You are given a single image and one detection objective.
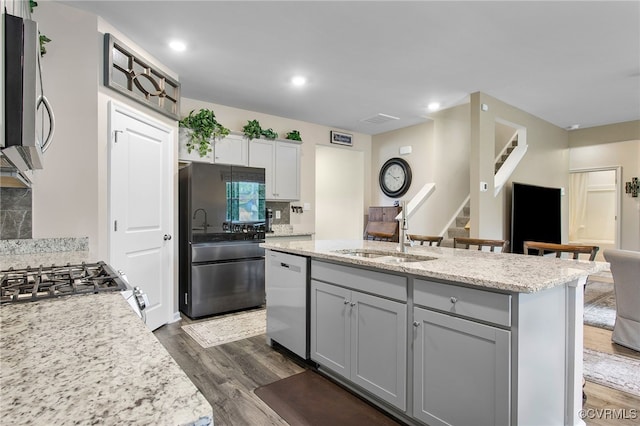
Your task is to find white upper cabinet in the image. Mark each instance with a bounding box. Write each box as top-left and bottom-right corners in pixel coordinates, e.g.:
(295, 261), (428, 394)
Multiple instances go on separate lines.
(249, 139), (300, 201)
(178, 130), (248, 166)
(213, 133), (248, 166)
(178, 128), (214, 163)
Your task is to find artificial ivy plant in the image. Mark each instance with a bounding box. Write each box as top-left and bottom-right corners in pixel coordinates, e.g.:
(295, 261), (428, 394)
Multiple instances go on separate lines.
(179, 109), (230, 157)
(261, 128), (278, 140)
(29, 1), (51, 56)
(285, 130), (302, 141)
(242, 120), (263, 141)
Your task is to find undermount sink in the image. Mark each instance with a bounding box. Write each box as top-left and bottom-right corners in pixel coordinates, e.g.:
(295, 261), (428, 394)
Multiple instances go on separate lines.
(335, 249), (386, 258)
(334, 249), (436, 263)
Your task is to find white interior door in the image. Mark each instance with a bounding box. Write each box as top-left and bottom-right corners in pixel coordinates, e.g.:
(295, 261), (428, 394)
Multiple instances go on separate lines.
(109, 102), (173, 331)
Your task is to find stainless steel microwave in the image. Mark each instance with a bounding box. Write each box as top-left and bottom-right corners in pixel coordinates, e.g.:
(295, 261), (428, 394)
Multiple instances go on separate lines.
(2, 13), (54, 172)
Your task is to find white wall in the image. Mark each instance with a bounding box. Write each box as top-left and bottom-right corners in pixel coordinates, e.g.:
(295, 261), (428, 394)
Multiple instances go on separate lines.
(315, 145), (364, 240)
(180, 97), (373, 235)
(570, 140), (640, 251)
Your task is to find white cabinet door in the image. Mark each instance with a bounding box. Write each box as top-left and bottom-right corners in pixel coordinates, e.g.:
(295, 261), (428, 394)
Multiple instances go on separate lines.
(249, 139), (300, 200)
(274, 141), (300, 200)
(178, 128), (213, 163)
(413, 307), (511, 426)
(249, 139), (276, 199)
(311, 279), (407, 410)
(310, 280), (351, 378)
(214, 133), (248, 165)
(351, 291), (407, 410)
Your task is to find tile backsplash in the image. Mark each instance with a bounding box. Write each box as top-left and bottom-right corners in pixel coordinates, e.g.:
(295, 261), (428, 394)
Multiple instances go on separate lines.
(266, 201), (290, 225)
(0, 188), (32, 239)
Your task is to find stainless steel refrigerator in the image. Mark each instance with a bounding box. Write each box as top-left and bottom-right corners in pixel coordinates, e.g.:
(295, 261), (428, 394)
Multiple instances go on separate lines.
(179, 163), (266, 318)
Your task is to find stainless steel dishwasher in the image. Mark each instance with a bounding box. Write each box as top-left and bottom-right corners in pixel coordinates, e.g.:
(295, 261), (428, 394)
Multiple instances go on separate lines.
(265, 250), (310, 359)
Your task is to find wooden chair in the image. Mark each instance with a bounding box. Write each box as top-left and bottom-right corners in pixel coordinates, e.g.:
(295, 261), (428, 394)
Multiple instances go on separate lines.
(453, 237), (509, 252)
(408, 234), (443, 246)
(365, 231), (395, 242)
(523, 241), (599, 261)
(363, 221), (398, 242)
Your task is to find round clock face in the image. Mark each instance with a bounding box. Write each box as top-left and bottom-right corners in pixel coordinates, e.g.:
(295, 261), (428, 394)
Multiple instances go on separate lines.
(379, 158), (412, 198)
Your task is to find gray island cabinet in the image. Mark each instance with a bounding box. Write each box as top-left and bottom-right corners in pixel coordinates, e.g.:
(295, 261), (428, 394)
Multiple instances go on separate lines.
(262, 240), (608, 426)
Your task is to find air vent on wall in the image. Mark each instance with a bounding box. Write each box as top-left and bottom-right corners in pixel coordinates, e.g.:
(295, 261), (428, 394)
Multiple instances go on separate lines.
(360, 113), (400, 124)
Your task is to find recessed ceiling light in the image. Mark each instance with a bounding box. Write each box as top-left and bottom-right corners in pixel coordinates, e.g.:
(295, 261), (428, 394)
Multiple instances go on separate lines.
(291, 76), (307, 87)
(427, 102), (441, 112)
(169, 40), (186, 52)
(568, 124), (580, 130)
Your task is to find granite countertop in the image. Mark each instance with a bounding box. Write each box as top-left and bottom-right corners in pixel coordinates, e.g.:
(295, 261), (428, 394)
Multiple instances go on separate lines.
(260, 239), (608, 293)
(0, 237), (91, 271)
(0, 292), (212, 425)
(265, 224), (313, 238)
(266, 231), (314, 238)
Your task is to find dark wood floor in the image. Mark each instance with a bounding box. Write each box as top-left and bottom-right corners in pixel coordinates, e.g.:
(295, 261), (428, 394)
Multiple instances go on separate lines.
(154, 315), (640, 426)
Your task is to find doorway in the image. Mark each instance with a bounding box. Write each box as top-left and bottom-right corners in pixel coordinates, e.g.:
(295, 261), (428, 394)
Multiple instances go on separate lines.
(569, 167), (620, 261)
(315, 145), (364, 240)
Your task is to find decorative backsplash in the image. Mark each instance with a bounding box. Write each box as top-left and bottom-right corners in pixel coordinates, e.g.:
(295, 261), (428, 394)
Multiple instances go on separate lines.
(266, 201), (291, 225)
(0, 188), (32, 240)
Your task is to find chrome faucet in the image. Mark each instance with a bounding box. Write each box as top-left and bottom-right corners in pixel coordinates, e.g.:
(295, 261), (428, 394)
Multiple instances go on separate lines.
(397, 201), (413, 253)
(193, 208), (208, 233)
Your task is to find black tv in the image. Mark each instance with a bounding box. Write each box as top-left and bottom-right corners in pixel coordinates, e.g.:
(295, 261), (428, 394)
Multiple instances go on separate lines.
(511, 182), (561, 254)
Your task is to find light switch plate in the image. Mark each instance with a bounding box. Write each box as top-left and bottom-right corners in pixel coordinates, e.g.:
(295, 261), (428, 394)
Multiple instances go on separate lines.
(275, 210), (281, 219)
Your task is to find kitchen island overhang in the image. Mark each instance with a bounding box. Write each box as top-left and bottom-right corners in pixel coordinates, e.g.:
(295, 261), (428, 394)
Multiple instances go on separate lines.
(261, 239), (608, 426)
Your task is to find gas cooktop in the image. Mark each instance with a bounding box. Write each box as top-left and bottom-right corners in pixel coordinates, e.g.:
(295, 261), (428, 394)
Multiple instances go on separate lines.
(0, 261), (127, 304)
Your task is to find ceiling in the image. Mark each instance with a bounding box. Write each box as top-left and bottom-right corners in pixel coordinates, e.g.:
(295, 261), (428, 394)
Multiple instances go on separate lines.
(60, 1), (640, 135)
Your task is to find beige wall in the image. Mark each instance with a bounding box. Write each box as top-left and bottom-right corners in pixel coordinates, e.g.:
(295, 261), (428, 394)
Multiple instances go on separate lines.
(470, 92), (569, 244)
(569, 120), (640, 148)
(570, 138), (640, 251)
(370, 103), (470, 236)
(181, 97), (373, 236)
(31, 3), (101, 254)
(33, 2), (178, 261)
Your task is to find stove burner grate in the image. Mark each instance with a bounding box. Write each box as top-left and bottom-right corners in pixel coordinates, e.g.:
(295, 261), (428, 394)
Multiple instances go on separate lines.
(0, 261), (127, 304)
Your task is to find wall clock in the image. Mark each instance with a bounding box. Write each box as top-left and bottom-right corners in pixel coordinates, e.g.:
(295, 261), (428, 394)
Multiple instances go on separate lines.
(379, 157), (412, 198)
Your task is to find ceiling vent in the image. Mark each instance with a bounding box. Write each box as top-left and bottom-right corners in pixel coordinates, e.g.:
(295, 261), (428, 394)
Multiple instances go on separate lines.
(360, 113), (400, 124)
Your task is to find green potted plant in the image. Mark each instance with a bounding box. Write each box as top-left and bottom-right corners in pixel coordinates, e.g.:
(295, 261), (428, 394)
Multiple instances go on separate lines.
(285, 130), (302, 141)
(242, 119), (263, 141)
(179, 109), (230, 157)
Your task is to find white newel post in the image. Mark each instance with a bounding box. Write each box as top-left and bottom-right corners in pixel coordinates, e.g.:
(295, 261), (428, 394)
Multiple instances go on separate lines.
(566, 276), (587, 426)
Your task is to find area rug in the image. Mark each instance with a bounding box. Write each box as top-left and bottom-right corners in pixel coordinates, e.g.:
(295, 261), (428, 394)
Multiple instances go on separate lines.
(583, 348), (640, 397)
(182, 309), (266, 348)
(583, 275), (616, 330)
(254, 370), (402, 426)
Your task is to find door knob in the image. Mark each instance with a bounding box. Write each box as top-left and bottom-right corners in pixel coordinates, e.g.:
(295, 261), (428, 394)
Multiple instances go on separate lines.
(413, 321), (421, 327)
(163, 234), (172, 241)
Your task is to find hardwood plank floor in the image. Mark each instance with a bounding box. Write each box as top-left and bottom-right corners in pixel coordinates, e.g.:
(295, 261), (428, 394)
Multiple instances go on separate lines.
(582, 325), (640, 426)
(154, 315), (640, 426)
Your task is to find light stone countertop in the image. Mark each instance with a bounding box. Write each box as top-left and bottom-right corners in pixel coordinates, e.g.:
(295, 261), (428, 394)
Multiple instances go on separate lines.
(265, 224), (313, 238)
(0, 293), (212, 425)
(260, 239), (608, 293)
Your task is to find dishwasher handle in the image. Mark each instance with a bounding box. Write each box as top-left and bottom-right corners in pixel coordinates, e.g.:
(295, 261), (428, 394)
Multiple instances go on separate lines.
(276, 261), (301, 273)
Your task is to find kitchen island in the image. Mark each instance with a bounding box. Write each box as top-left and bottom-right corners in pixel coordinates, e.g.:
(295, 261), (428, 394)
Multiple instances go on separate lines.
(261, 239), (607, 426)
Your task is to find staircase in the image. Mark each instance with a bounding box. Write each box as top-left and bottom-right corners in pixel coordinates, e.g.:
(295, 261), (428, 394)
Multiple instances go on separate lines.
(495, 136), (518, 174)
(440, 201), (470, 248)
